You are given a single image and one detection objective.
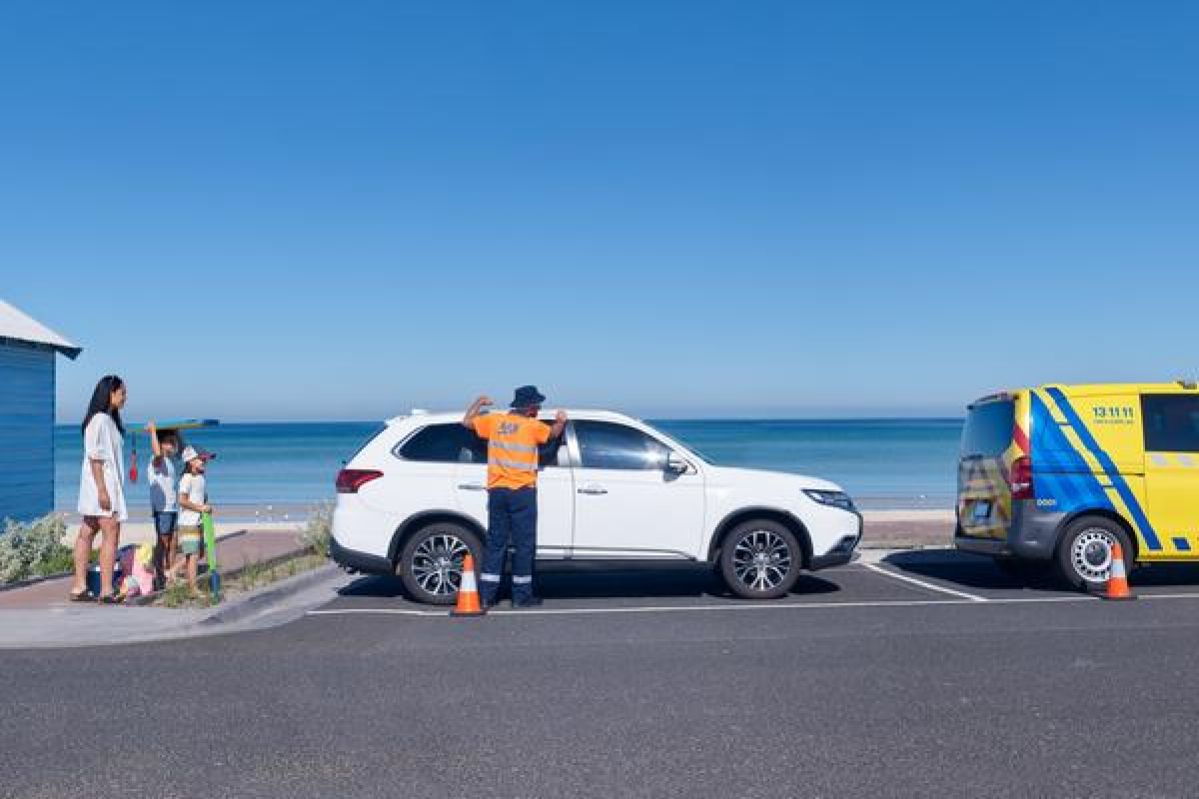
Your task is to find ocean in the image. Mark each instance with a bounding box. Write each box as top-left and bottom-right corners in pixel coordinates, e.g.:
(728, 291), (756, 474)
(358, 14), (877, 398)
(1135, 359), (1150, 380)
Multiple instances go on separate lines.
(54, 419), (964, 517)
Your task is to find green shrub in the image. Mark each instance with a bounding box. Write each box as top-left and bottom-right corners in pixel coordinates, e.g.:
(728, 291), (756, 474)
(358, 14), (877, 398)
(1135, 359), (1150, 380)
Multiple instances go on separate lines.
(301, 501), (334, 557)
(0, 514), (72, 583)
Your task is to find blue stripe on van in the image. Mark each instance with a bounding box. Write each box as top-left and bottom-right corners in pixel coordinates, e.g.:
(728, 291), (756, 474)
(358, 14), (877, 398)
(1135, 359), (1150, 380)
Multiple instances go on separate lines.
(1173, 537), (1191, 552)
(1045, 387), (1162, 551)
(1031, 392), (1111, 513)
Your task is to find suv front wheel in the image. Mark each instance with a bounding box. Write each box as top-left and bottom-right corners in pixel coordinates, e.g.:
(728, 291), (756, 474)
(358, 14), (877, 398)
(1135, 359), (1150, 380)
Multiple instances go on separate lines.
(398, 522), (483, 605)
(719, 520), (803, 599)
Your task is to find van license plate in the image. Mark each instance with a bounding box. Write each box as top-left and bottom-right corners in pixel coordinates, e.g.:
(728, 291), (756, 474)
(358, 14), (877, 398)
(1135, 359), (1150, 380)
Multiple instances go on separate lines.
(972, 502), (992, 522)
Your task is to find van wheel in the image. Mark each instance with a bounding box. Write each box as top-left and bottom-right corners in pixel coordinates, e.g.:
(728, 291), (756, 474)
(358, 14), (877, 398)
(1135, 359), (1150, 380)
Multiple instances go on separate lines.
(397, 523), (483, 605)
(1055, 516), (1134, 590)
(719, 520), (802, 600)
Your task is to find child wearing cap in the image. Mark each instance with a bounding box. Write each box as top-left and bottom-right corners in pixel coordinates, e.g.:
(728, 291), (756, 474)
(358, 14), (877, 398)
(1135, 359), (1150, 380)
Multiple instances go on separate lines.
(174, 446), (213, 593)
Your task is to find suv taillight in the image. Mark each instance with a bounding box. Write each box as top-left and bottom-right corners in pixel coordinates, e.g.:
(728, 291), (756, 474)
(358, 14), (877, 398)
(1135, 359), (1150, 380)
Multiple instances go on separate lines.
(1009, 456), (1034, 500)
(336, 469), (383, 493)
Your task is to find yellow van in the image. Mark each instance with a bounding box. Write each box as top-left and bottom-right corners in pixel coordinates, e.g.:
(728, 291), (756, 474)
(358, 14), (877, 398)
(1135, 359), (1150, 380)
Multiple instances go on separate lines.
(956, 382), (1199, 588)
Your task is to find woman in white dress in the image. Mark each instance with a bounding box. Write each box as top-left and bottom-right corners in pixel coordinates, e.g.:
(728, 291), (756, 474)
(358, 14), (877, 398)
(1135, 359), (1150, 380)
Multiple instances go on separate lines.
(71, 375), (129, 602)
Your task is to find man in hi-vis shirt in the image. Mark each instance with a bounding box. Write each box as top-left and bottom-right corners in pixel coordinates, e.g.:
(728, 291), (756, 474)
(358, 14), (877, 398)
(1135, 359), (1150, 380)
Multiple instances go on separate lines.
(464, 386), (567, 608)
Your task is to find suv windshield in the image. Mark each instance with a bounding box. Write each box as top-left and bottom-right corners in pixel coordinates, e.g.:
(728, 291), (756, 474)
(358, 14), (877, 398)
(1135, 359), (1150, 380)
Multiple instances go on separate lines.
(961, 400), (1014, 458)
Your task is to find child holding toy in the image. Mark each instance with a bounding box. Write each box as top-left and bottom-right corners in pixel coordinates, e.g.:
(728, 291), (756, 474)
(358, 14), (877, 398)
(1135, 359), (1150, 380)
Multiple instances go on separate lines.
(174, 446), (213, 594)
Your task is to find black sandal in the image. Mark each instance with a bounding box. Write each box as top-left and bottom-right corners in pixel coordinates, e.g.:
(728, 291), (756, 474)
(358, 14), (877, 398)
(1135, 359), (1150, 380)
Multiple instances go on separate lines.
(69, 589), (95, 602)
(97, 593), (124, 605)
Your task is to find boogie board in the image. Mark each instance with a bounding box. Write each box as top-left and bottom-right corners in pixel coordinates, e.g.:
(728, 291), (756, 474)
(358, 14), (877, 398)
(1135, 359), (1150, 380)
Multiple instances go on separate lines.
(202, 511), (221, 601)
(126, 419), (220, 433)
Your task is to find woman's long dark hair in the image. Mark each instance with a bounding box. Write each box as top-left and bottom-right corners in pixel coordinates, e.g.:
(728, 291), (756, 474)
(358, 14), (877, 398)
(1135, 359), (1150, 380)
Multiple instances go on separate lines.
(82, 375), (126, 437)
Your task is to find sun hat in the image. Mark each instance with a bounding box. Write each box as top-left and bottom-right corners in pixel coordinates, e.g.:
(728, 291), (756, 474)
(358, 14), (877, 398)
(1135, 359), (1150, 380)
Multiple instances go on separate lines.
(181, 446), (215, 463)
(510, 385), (547, 408)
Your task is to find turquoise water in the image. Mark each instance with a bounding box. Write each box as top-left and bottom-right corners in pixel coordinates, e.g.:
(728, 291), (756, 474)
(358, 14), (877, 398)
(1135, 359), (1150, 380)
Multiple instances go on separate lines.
(55, 419), (963, 513)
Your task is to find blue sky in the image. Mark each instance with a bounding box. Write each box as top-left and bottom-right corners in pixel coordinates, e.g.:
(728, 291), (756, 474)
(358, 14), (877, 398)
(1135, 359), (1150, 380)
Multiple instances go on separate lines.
(3, 1), (1197, 421)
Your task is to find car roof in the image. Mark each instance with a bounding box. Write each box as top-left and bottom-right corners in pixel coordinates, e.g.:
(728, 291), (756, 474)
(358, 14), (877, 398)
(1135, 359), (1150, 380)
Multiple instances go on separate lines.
(385, 408), (644, 427)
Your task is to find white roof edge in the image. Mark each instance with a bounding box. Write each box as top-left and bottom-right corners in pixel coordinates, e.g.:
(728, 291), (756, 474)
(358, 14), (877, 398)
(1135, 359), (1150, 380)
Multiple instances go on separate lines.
(388, 408), (638, 424)
(0, 299), (82, 359)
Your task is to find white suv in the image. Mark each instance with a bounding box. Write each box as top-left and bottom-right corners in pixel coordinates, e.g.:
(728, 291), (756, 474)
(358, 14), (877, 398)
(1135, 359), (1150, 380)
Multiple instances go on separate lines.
(331, 410), (862, 604)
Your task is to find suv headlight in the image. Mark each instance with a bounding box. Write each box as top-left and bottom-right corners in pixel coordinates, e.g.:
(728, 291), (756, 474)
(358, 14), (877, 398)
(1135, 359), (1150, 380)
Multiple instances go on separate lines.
(803, 489), (856, 511)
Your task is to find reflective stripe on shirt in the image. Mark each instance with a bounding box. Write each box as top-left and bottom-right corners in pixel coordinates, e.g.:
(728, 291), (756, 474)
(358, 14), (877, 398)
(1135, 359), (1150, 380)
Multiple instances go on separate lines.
(488, 440), (539, 454)
(488, 456), (538, 472)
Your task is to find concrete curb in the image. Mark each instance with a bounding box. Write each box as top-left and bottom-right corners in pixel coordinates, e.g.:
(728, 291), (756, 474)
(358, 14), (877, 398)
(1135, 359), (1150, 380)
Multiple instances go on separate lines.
(199, 563), (340, 627)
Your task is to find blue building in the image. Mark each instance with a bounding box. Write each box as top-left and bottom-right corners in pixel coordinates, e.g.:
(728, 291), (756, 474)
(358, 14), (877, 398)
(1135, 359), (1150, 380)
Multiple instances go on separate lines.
(0, 300), (81, 523)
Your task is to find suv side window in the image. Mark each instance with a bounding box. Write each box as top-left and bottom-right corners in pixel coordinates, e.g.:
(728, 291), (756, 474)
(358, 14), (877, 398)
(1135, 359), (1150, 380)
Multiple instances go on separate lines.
(1143, 395), (1199, 453)
(397, 424), (488, 463)
(574, 420), (671, 471)
(536, 419), (567, 468)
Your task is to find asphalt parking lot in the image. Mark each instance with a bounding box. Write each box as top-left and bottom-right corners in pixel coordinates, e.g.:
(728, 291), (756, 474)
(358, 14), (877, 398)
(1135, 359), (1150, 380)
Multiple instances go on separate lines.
(9, 550), (1199, 798)
(312, 548), (1199, 618)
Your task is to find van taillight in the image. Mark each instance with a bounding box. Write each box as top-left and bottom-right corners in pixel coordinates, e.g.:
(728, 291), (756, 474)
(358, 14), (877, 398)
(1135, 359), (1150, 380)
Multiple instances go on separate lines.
(1009, 456), (1034, 500)
(336, 469), (383, 493)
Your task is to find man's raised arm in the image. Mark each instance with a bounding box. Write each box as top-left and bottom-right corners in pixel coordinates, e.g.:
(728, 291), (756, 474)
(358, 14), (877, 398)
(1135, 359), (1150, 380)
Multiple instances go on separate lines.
(462, 395), (494, 430)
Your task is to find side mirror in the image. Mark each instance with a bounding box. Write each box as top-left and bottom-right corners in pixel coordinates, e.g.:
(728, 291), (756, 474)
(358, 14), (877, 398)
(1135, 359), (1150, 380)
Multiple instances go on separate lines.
(665, 452), (690, 475)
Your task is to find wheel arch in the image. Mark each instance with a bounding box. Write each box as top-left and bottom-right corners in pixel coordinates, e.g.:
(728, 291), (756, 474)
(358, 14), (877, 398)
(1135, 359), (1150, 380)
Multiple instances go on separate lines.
(388, 510), (487, 565)
(706, 507), (813, 567)
(1055, 508), (1140, 561)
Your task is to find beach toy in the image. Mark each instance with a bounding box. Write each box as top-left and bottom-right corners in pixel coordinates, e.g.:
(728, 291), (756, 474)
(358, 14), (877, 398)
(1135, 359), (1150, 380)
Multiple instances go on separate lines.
(202, 512), (221, 601)
(121, 543), (156, 598)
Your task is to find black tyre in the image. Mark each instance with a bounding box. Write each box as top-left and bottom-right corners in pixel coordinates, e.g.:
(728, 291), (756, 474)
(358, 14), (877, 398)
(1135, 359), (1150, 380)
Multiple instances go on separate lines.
(718, 520), (803, 600)
(397, 522), (483, 605)
(1054, 515), (1134, 590)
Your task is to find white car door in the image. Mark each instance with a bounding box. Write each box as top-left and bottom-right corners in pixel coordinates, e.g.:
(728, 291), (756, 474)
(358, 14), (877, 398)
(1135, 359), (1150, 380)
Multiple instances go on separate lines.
(454, 421), (574, 558)
(569, 420), (705, 559)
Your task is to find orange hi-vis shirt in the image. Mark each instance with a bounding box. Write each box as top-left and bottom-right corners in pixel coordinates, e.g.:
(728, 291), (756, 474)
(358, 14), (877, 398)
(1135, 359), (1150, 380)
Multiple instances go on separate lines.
(471, 413), (552, 490)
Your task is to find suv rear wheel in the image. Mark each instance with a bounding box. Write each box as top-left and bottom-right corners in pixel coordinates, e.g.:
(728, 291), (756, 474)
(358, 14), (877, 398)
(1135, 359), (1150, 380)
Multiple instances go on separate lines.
(398, 522), (483, 605)
(719, 520), (803, 600)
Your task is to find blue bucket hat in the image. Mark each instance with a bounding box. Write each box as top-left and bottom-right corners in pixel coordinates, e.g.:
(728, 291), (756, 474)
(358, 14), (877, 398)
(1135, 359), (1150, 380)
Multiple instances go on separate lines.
(510, 385), (547, 409)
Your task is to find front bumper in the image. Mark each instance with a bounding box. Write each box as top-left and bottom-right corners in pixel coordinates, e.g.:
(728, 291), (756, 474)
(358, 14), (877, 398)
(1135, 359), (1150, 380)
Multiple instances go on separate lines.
(954, 502), (1066, 561)
(809, 510), (863, 571)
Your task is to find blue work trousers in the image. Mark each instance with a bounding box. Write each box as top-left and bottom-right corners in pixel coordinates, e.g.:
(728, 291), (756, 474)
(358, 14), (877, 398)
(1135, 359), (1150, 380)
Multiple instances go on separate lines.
(480, 487), (537, 603)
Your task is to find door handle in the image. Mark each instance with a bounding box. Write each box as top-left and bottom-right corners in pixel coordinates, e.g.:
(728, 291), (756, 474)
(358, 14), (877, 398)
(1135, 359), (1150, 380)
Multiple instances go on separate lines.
(457, 483), (486, 491)
(577, 486), (608, 495)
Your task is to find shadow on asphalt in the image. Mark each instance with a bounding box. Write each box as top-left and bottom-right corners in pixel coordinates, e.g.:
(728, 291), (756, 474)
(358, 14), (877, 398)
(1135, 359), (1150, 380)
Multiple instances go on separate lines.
(881, 550), (1063, 592)
(338, 562), (842, 603)
(882, 549), (1199, 593)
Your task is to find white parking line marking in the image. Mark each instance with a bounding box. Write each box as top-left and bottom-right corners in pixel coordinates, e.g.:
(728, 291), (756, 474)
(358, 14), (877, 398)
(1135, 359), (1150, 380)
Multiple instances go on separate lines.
(860, 563), (990, 602)
(305, 595), (1095, 619)
(304, 589), (1199, 620)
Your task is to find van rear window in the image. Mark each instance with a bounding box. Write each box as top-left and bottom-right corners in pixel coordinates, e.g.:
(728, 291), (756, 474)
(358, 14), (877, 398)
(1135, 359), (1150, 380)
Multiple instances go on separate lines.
(961, 401), (1014, 457)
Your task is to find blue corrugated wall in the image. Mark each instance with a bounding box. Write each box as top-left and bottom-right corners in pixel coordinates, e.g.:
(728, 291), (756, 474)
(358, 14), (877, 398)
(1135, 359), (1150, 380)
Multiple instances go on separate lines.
(0, 342), (55, 523)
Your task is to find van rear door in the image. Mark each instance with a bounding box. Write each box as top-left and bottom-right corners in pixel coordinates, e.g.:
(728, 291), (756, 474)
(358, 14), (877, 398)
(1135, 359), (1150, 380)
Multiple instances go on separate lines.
(958, 397), (1018, 540)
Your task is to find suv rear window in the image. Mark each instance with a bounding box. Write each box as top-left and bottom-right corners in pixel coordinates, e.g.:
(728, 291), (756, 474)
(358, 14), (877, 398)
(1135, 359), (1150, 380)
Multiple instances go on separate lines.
(961, 400), (1014, 457)
(1143, 395), (1199, 452)
(397, 424), (487, 463)
(396, 421), (567, 467)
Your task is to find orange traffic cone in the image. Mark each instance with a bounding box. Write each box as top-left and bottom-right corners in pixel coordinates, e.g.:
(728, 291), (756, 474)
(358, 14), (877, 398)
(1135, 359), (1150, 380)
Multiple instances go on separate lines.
(450, 553), (486, 617)
(1100, 542), (1135, 601)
